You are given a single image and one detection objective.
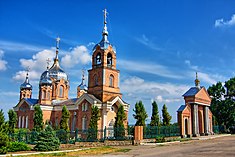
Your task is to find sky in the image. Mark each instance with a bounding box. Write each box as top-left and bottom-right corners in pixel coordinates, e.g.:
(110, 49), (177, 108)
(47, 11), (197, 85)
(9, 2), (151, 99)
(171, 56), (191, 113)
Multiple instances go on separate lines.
(1, 0), (235, 124)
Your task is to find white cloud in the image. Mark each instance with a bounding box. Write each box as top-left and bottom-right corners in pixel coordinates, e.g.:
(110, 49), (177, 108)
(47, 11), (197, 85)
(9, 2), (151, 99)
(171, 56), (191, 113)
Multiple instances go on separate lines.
(0, 40), (44, 52)
(184, 60), (198, 71)
(13, 49), (55, 82)
(197, 72), (217, 85)
(119, 59), (183, 79)
(135, 34), (162, 51)
(120, 76), (189, 103)
(61, 45), (91, 68)
(12, 45), (91, 82)
(0, 49), (7, 71)
(215, 14), (235, 27)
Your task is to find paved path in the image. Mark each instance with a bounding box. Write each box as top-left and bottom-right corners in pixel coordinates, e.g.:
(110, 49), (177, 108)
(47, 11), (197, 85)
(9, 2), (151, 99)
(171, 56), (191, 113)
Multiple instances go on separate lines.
(108, 135), (235, 157)
(2, 134), (234, 157)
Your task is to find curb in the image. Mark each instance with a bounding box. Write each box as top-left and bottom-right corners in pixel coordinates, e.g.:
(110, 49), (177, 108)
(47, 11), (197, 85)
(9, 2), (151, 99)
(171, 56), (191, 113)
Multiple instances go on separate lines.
(1, 148), (90, 157)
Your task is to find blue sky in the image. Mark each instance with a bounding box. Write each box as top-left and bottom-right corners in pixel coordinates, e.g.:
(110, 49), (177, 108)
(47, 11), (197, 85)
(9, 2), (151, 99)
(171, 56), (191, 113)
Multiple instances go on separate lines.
(1, 0), (235, 124)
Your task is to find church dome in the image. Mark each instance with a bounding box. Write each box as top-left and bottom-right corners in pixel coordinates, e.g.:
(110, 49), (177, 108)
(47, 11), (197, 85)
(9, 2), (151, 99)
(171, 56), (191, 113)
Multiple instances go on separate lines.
(48, 63), (68, 82)
(39, 69), (52, 85)
(20, 72), (32, 90)
(78, 70), (87, 91)
(40, 37), (69, 84)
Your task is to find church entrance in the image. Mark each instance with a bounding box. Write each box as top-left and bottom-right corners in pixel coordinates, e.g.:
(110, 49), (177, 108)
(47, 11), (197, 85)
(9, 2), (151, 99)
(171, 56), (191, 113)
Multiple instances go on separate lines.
(184, 118), (188, 136)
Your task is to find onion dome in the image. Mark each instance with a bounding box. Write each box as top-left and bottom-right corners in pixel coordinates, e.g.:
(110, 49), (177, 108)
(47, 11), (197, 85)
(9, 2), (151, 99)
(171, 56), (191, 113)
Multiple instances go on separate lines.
(78, 70), (88, 91)
(20, 71), (32, 90)
(48, 37), (68, 83)
(93, 9), (112, 51)
(40, 68), (52, 85)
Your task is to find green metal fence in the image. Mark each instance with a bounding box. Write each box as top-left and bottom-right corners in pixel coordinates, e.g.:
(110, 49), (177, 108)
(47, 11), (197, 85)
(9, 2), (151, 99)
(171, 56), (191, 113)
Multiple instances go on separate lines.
(213, 125), (225, 133)
(144, 125), (180, 139)
(8, 126), (134, 144)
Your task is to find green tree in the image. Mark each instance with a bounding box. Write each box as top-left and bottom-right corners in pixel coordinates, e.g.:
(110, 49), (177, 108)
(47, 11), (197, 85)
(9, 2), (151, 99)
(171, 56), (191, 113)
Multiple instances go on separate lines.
(87, 106), (100, 140)
(33, 105), (43, 132)
(60, 105), (70, 131)
(162, 104), (172, 126)
(34, 125), (60, 151)
(114, 105), (127, 138)
(225, 77), (235, 99)
(8, 109), (17, 134)
(0, 110), (9, 154)
(133, 101), (148, 126)
(208, 81), (235, 127)
(150, 101), (160, 126)
(0, 110), (5, 132)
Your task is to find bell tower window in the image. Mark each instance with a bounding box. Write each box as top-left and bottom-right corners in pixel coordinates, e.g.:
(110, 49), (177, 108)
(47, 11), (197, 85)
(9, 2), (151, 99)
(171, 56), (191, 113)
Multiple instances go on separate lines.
(109, 75), (114, 87)
(95, 53), (101, 65)
(107, 53), (112, 67)
(42, 91), (46, 99)
(59, 86), (64, 97)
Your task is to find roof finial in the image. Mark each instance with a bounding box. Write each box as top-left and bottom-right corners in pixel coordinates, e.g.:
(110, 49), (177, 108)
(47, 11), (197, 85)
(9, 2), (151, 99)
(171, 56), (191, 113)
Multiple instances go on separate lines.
(104, 8), (107, 24)
(102, 9), (109, 40)
(195, 72), (200, 88)
(46, 58), (51, 70)
(25, 67), (30, 83)
(56, 37), (60, 50)
(81, 69), (85, 85)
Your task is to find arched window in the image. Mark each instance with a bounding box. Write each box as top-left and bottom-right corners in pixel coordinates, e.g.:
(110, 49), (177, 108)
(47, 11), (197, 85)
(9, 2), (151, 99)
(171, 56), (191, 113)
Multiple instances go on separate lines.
(82, 103), (88, 111)
(82, 116), (87, 131)
(47, 92), (50, 99)
(109, 75), (114, 87)
(95, 53), (101, 65)
(94, 75), (98, 86)
(26, 116), (28, 128)
(22, 116), (25, 128)
(107, 53), (112, 66)
(18, 116), (21, 128)
(59, 86), (64, 97)
(42, 91), (46, 99)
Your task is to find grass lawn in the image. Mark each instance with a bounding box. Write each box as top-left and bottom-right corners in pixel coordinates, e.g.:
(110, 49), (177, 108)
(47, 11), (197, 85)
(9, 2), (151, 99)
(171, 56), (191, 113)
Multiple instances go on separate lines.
(16, 146), (131, 157)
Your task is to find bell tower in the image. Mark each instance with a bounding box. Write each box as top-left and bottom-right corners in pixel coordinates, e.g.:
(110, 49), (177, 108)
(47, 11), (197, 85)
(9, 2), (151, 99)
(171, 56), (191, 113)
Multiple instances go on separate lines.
(20, 68), (32, 100)
(88, 9), (122, 102)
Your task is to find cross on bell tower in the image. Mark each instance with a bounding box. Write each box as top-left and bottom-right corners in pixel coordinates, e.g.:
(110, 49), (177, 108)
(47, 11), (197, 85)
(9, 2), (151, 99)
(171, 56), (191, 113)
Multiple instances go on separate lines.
(88, 9), (122, 102)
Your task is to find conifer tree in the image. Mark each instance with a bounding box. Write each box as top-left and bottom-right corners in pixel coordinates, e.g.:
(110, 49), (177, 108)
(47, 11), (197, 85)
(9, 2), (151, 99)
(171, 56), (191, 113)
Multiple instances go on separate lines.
(150, 101), (160, 126)
(33, 105), (43, 132)
(60, 105), (70, 131)
(162, 104), (172, 126)
(8, 109), (17, 134)
(0, 110), (5, 132)
(0, 110), (9, 154)
(34, 125), (60, 151)
(133, 101), (148, 126)
(114, 105), (126, 138)
(88, 106), (100, 140)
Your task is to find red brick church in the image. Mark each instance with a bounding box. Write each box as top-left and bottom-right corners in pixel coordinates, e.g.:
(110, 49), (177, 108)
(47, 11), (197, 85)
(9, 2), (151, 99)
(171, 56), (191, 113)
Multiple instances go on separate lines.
(14, 9), (129, 134)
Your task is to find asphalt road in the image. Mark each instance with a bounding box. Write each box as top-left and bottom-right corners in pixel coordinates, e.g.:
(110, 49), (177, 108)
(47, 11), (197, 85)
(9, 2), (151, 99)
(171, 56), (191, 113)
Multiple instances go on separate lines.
(107, 135), (235, 157)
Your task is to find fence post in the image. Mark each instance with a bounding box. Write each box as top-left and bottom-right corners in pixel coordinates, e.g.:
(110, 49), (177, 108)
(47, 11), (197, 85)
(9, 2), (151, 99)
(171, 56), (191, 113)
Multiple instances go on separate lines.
(75, 128), (78, 142)
(104, 126), (106, 141)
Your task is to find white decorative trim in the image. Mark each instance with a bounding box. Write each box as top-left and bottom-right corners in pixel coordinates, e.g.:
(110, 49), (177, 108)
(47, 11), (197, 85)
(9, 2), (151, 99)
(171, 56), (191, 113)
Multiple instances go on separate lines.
(103, 69), (106, 84)
(107, 96), (129, 111)
(188, 101), (210, 106)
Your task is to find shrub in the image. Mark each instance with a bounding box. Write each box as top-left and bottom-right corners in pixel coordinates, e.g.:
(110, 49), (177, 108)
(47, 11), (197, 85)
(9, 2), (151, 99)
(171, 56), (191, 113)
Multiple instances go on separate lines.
(155, 136), (165, 143)
(8, 142), (31, 152)
(56, 129), (69, 144)
(34, 126), (60, 151)
(0, 133), (9, 154)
